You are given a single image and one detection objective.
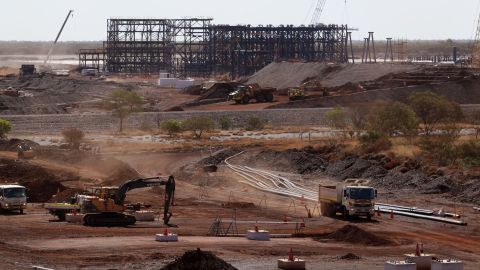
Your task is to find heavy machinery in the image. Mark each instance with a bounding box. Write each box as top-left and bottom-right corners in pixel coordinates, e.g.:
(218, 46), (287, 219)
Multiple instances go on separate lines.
(229, 84), (275, 104)
(0, 184), (27, 214)
(45, 176), (175, 226)
(41, 10), (74, 72)
(17, 143), (35, 159)
(288, 87), (307, 101)
(319, 179), (377, 220)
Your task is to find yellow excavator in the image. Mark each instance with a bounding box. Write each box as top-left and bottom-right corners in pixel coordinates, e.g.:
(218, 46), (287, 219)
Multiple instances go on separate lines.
(81, 176), (176, 226)
(46, 176), (176, 227)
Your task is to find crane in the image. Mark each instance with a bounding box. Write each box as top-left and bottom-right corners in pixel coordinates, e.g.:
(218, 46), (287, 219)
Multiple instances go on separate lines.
(473, 5), (480, 67)
(43, 10), (74, 67)
(310, 0), (327, 25)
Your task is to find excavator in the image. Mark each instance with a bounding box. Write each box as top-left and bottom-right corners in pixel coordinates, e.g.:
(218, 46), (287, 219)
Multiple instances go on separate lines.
(75, 176), (175, 227)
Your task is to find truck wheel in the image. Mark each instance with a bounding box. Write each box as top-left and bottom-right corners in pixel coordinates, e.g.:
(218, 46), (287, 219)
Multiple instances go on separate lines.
(265, 93), (274, 102)
(242, 96), (250, 104)
(342, 207), (350, 220)
(256, 94), (265, 103)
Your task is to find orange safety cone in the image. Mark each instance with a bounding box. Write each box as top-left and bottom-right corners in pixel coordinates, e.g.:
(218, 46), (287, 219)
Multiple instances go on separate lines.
(288, 248), (294, 261)
(415, 243), (420, 256)
(163, 228), (169, 236)
(390, 210), (394, 219)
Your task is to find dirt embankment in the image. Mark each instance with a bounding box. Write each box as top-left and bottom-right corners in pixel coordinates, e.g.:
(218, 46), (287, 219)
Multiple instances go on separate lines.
(247, 62), (419, 89)
(249, 146), (480, 204)
(268, 76), (480, 109)
(161, 249), (238, 270)
(0, 74), (133, 114)
(0, 158), (76, 202)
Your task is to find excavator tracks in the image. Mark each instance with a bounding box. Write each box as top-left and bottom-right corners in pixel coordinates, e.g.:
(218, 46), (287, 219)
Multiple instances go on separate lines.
(83, 212), (136, 227)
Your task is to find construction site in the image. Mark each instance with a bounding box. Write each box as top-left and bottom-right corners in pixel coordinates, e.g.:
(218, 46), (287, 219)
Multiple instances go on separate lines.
(1, 1), (480, 270)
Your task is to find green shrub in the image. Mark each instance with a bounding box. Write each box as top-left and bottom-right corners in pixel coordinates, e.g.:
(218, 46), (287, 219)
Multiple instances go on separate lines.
(0, 119), (12, 139)
(457, 141), (480, 168)
(218, 116), (233, 130)
(181, 116), (215, 139)
(245, 117), (265, 131)
(358, 131), (392, 153)
(325, 106), (347, 129)
(160, 119), (182, 137)
(62, 128), (85, 150)
(418, 135), (457, 166)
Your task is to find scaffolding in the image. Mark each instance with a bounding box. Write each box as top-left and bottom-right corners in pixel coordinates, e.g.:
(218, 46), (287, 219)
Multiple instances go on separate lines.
(79, 18), (349, 77)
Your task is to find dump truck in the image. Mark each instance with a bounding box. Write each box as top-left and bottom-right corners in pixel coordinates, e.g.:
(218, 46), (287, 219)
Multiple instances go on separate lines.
(229, 84), (275, 104)
(319, 179), (376, 220)
(17, 143), (35, 159)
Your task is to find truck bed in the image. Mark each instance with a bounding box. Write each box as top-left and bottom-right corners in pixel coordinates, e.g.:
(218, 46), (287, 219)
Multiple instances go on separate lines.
(318, 185), (338, 203)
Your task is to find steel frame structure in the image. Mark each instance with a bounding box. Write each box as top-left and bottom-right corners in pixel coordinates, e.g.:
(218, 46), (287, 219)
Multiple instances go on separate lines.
(78, 49), (105, 70)
(80, 18), (348, 77)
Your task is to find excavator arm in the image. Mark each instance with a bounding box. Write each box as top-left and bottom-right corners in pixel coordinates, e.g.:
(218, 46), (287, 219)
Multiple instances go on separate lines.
(114, 176), (176, 225)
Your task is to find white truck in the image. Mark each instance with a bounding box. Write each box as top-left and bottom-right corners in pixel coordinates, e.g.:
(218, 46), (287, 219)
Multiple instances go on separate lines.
(319, 179), (376, 220)
(0, 184), (27, 214)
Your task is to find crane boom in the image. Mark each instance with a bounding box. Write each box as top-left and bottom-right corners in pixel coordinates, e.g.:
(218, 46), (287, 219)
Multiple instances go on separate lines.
(44, 10), (74, 66)
(310, 0), (327, 25)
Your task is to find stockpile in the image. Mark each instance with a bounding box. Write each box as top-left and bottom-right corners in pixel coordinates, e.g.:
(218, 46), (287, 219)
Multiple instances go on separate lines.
(0, 158), (76, 202)
(325, 225), (394, 246)
(161, 249), (238, 270)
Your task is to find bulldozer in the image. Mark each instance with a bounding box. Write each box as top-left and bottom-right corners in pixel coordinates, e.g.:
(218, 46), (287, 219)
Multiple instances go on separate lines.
(17, 143), (35, 159)
(288, 87), (307, 101)
(46, 176), (176, 227)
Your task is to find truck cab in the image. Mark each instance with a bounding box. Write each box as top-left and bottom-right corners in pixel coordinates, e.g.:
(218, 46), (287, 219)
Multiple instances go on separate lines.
(342, 186), (377, 219)
(0, 185), (27, 214)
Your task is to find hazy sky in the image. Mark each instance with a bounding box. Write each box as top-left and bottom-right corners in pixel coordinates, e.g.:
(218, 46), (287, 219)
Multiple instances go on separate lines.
(2, 0), (480, 41)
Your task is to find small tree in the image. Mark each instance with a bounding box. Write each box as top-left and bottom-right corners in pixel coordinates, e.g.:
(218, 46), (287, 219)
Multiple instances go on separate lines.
(409, 91), (463, 135)
(62, 128), (85, 150)
(104, 89), (143, 132)
(161, 119), (182, 137)
(468, 110), (480, 140)
(181, 116), (215, 139)
(367, 102), (419, 136)
(325, 106), (347, 129)
(218, 116), (233, 130)
(0, 119), (12, 139)
(245, 117), (265, 131)
(348, 103), (371, 131)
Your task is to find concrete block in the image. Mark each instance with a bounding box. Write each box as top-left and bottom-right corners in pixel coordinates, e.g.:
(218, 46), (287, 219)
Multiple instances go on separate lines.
(246, 230), (270, 241)
(277, 259), (306, 270)
(65, 213), (84, 223)
(134, 211), (155, 222)
(155, 233), (178, 242)
(405, 254), (433, 270)
(432, 260), (464, 270)
(385, 261), (417, 270)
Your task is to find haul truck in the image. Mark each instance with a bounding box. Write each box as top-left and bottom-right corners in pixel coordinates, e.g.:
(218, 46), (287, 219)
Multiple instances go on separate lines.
(319, 179), (376, 220)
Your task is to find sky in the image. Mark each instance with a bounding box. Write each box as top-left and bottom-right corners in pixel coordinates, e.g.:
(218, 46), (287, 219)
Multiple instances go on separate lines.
(1, 0), (480, 41)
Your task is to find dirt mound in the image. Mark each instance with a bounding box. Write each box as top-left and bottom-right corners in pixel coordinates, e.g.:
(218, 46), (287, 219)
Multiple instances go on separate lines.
(97, 158), (140, 185)
(161, 248), (238, 270)
(247, 62), (418, 89)
(48, 188), (83, 203)
(326, 225), (394, 246)
(0, 74), (132, 114)
(201, 148), (243, 167)
(339, 253), (361, 260)
(0, 158), (78, 202)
